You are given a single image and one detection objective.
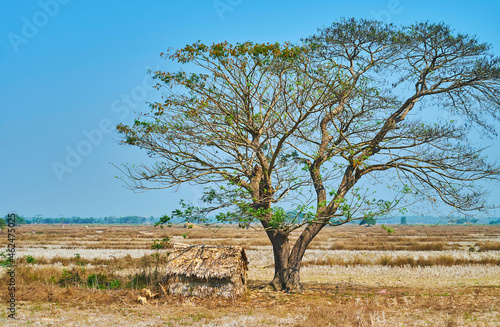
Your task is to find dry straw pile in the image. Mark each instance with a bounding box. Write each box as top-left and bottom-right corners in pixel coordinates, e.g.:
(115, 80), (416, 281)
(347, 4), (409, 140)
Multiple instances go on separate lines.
(165, 243), (248, 298)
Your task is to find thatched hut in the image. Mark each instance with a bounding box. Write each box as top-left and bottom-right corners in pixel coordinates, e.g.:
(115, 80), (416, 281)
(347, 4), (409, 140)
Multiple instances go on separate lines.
(164, 243), (248, 298)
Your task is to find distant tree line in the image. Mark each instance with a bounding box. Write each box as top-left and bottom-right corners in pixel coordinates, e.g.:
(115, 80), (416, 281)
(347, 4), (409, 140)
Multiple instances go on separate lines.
(1, 215), (28, 227)
(2, 215), (158, 225)
(2, 213), (497, 226)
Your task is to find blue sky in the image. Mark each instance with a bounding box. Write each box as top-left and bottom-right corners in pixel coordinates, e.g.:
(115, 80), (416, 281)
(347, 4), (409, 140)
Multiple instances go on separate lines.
(1, 0), (500, 218)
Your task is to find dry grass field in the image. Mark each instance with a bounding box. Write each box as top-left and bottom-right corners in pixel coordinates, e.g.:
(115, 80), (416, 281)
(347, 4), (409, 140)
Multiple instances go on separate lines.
(1, 224), (499, 326)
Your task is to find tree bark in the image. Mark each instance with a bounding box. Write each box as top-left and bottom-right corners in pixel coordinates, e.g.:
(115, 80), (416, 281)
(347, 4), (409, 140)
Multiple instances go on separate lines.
(266, 230), (291, 291)
(265, 222), (327, 292)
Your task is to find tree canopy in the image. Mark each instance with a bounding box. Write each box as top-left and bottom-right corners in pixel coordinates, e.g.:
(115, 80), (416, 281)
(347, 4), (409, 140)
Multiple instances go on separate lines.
(117, 19), (500, 291)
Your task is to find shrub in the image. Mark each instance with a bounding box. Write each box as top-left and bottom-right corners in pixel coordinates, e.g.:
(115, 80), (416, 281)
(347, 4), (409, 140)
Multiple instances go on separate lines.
(151, 237), (171, 249)
(58, 268), (82, 286)
(381, 224), (395, 235)
(25, 255), (36, 264)
(87, 273), (109, 289)
(0, 250), (14, 267)
(109, 279), (121, 289)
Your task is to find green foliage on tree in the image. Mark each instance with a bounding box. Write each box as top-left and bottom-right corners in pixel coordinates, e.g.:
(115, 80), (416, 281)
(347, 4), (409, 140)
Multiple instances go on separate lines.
(1, 214), (28, 227)
(23, 215), (152, 225)
(456, 217), (479, 224)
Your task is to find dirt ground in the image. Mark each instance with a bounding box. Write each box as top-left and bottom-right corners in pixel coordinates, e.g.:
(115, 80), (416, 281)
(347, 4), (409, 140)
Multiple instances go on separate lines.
(0, 224), (499, 326)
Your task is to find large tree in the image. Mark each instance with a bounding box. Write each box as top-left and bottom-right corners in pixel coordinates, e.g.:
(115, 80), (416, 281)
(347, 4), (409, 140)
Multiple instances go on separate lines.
(116, 19), (500, 291)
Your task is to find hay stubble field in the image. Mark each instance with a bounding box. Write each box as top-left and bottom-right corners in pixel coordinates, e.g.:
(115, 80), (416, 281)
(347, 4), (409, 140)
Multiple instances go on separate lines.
(1, 224), (499, 326)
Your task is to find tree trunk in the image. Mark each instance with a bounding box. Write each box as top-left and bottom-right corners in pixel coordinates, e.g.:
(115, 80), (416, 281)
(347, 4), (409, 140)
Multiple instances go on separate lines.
(266, 231), (292, 291)
(266, 222), (327, 292)
(267, 241), (305, 292)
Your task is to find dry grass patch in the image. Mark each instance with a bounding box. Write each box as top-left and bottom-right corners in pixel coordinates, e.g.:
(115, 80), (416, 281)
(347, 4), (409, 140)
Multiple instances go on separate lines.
(476, 241), (500, 251)
(302, 253), (500, 267)
(1, 225), (500, 326)
(2, 283), (498, 326)
(5, 224), (500, 252)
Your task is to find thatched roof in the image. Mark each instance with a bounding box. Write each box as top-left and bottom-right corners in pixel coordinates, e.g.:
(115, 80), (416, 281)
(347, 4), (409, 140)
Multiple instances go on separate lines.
(165, 243), (248, 279)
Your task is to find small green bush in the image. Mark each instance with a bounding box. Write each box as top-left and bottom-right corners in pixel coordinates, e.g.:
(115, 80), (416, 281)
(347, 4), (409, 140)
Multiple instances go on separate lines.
(381, 224), (395, 235)
(151, 237), (171, 249)
(25, 255), (36, 264)
(58, 268), (82, 286)
(0, 250), (14, 267)
(109, 279), (121, 289)
(87, 273), (108, 289)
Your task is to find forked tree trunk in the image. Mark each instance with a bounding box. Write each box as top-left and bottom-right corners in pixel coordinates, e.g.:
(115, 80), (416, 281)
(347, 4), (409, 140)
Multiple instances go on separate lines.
(266, 231), (297, 292)
(266, 223), (326, 292)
